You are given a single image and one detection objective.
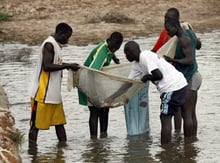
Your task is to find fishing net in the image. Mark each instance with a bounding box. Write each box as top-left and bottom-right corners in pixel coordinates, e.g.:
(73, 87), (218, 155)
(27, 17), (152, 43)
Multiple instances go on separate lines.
(67, 34), (179, 108)
(67, 63), (145, 108)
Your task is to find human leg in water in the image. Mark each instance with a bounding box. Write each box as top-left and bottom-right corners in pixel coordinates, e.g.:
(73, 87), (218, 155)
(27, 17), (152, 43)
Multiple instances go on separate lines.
(28, 109), (39, 145)
(55, 124), (67, 142)
(182, 88), (194, 138)
(89, 106), (101, 139)
(174, 109), (182, 132)
(189, 90), (198, 136)
(100, 107), (109, 138)
(160, 114), (172, 145)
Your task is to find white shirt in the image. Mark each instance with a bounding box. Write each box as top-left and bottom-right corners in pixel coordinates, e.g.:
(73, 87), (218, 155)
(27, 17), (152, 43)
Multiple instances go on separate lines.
(128, 50), (187, 94)
(31, 36), (63, 104)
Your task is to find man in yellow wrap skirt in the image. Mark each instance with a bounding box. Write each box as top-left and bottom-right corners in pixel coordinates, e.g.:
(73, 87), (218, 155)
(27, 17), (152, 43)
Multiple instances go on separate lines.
(29, 23), (80, 145)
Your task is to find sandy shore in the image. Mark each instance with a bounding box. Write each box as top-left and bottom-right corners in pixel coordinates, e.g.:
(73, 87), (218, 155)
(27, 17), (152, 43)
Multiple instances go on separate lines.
(0, 0), (219, 46)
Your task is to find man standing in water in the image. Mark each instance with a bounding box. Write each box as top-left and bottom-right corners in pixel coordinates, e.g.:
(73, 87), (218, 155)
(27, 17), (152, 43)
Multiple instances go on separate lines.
(164, 18), (202, 137)
(78, 32), (123, 139)
(29, 23), (80, 145)
(152, 7), (201, 132)
(105, 41), (188, 144)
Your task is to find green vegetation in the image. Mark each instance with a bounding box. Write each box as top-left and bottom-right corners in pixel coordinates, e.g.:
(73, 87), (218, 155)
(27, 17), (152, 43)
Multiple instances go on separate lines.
(0, 12), (10, 21)
(8, 129), (24, 146)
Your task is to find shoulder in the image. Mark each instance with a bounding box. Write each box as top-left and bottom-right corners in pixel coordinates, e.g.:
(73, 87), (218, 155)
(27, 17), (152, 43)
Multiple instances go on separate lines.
(96, 40), (108, 50)
(139, 51), (154, 64)
(97, 39), (107, 46)
(141, 50), (156, 57)
(43, 42), (54, 51)
(91, 40), (106, 52)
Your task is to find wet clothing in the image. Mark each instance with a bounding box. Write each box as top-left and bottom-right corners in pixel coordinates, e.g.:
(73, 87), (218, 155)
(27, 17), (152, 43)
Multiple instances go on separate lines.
(124, 83), (150, 135)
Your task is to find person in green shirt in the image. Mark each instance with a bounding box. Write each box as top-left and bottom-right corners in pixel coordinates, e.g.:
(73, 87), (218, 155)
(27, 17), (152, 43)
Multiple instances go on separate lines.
(78, 32), (123, 138)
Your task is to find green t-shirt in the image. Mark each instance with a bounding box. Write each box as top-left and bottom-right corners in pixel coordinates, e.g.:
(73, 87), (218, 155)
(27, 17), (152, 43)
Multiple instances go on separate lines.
(78, 39), (114, 105)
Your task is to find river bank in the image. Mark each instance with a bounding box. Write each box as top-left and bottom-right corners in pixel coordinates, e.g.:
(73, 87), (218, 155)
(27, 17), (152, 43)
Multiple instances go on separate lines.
(0, 86), (21, 162)
(0, 0), (220, 46)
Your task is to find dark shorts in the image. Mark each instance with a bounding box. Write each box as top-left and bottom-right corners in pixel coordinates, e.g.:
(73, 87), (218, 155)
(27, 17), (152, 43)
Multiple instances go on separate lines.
(160, 86), (187, 115)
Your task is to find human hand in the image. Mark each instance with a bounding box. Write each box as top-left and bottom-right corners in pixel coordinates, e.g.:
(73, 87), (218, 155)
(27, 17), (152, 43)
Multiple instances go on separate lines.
(69, 63), (80, 71)
(141, 74), (150, 83)
(113, 57), (120, 64)
(163, 55), (173, 63)
(196, 38), (202, 50)
(112, 55), (120, 64)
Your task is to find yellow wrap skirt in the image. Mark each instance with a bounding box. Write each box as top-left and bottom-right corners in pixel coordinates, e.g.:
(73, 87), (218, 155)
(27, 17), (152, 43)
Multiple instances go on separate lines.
(30, 98), (66, 129)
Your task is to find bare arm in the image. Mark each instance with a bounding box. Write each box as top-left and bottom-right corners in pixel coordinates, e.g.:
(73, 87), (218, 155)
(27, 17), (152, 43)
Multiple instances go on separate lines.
(42, 43), (80, 72)
(141, 69), (163, 82)
(164, 36), (194, 65)
(112, 54), (120, 64)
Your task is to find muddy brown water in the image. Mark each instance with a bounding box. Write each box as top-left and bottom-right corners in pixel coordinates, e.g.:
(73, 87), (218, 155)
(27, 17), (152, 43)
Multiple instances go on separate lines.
(0, 31), (219, 163)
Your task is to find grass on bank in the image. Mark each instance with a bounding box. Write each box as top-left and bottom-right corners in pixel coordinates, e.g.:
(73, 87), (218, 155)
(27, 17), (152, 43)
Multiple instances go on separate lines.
(0, 12), (10, 21)
(8, 128), (24, 146)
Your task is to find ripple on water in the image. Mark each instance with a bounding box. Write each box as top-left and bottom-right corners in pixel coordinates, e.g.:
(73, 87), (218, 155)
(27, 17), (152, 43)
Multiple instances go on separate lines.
(0, 31), (220, 163)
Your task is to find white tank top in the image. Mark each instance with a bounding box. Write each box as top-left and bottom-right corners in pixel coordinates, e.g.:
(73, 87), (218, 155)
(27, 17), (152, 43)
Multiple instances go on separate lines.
(31, 36), (63, 104)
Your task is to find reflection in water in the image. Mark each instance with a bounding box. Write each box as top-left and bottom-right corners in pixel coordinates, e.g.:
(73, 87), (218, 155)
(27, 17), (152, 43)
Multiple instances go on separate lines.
(0, 31), (220, 162)
(183, 138), (200, 163)
(156, 138), (199, 163)
(28, 142), (66, 163)
(124, 133), (155, 163)
(81, 139), (111, 162)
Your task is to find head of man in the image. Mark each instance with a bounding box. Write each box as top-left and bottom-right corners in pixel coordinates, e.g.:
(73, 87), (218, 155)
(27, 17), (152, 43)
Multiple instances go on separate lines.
(54, 22), (73, 45)
(164, 7), (180, 23)
(165, 18), (182, 37)
(107, 32), (123, 53)
(124, 41), (141, 62)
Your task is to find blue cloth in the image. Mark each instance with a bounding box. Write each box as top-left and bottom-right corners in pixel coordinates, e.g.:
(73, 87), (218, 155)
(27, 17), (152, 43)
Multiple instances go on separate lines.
(124, 82), (150, 135)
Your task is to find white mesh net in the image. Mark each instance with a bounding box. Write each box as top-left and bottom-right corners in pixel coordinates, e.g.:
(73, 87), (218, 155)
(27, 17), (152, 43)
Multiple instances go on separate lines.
(67, 63), (145, 108)
(67, 37), (178, 108)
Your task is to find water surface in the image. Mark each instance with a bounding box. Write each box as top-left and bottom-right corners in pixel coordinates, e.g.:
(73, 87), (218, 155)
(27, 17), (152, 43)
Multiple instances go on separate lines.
(0, 32), (220, 163)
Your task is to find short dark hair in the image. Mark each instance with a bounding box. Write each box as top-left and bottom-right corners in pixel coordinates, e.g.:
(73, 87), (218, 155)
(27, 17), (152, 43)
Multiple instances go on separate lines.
(109, 32), (123, 45)
(124, 41), (139, 53)
(55, 22), (73, 34)
(167, 8), (180, 20)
